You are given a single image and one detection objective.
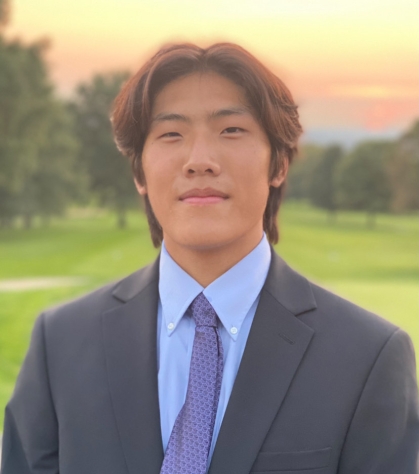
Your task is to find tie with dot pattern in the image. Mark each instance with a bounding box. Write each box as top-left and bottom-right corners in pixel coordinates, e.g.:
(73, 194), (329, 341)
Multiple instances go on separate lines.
(160, 292), (224, 474)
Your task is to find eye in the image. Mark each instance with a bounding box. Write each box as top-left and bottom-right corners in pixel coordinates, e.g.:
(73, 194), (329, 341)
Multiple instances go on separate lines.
(161, 132), (181, 138)
(222, 127), (244, 134)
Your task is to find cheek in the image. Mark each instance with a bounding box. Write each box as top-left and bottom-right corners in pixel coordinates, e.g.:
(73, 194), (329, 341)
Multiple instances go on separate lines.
(240, 139), (271, 170)
(141, 154), (180, 222)
(235, 147), (271, 190)
(234, 166), (271, 216)
(142, 149), (171, 189)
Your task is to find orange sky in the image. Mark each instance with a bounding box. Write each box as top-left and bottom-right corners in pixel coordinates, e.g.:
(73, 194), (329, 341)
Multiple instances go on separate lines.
(5, 0), (419, 133)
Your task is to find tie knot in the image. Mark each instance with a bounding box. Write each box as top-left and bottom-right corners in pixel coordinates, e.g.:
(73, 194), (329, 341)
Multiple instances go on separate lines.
(189, 293), (218, 327)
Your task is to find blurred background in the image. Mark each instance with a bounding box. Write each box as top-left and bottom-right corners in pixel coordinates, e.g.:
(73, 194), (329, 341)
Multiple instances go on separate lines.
(0, 0), (418, 432)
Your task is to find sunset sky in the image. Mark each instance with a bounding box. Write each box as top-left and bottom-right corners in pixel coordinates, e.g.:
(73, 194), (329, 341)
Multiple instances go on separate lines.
(5, 0), (418, 139)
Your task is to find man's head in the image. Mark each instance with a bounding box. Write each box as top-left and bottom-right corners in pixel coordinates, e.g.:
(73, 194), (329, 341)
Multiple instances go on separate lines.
(112, 43), (302, 249)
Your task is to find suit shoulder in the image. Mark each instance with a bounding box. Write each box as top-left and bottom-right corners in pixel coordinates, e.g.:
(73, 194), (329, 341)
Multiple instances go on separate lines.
(266, 251), (399, 343)
(42, 259), (158, 326)
(307, 280), (400, 345)
(310, 281), (397, 329)
(294, 280), (417, 387)
(43, 279), (120, 320)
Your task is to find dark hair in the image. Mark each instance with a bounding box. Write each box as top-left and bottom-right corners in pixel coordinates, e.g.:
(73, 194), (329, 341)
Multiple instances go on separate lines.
(112, 42), (302, 247)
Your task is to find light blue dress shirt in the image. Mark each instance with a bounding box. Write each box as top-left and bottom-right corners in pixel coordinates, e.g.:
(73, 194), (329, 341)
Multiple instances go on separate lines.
(157, 234), (271, 462)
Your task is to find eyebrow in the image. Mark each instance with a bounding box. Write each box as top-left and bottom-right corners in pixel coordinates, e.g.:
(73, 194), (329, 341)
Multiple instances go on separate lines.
(209, 105), (252, 120)
(151, 106), (253, 125)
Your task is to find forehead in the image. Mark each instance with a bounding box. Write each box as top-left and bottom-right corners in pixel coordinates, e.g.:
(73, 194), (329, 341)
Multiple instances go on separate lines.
(151, 72), (251, 117)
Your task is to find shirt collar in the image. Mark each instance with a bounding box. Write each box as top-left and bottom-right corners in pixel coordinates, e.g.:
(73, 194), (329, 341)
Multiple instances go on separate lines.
(158, 234), (271, 340)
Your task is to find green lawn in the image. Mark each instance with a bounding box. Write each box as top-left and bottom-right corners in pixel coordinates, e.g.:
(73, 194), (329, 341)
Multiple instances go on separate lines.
(0, 202), (417, 429)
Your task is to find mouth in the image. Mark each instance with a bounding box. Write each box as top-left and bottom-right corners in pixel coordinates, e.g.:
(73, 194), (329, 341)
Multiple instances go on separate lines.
(179, 188), (229, 205)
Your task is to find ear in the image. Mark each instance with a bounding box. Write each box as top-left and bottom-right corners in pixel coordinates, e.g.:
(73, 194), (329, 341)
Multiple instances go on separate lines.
(134, 178), (147, 196)
(270, 160), (289, 188)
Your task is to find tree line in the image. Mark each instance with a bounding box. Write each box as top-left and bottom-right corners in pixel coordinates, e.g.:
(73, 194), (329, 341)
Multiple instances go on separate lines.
(286, 122), (419, 226)
(0, 4), (418, 230)
(0, 29), (138, 229)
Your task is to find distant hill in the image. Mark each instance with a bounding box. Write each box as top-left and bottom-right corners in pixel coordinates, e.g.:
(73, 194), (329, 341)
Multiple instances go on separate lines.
(302, 128), (402, 149)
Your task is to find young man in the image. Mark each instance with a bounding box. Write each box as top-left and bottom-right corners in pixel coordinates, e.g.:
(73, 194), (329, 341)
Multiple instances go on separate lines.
(2, 43), (418, 474)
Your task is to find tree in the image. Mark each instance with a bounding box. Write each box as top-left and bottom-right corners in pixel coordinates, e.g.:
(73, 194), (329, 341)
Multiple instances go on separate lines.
(0, 37), (81, 228)
(336, 140), (392, 227)
(29, 102), (82, 225)
(71, 72), (138, 228)
(0, 38), (52, 227)
(388, 119), (419, 212)
(286, 144), (324, 201)
(308, 144), (343, 221)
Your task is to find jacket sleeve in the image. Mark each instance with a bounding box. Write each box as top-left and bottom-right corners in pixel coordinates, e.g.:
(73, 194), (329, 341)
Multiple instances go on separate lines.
(1, 313), (59, 474)
(338, 328), (419, 474)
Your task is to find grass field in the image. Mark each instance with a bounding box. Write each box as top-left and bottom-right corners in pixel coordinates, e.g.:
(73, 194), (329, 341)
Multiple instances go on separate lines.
(0, 202), (417, 429)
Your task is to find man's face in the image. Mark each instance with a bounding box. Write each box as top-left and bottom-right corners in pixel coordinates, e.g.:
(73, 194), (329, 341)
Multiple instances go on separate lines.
(138, 72), (285, 253)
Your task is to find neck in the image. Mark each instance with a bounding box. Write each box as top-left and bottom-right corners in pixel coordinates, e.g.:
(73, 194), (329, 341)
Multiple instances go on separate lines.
(163, 228), (264, 287)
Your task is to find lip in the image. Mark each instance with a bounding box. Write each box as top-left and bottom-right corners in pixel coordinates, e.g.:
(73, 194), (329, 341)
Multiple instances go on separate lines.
(179, 188), (229, 204)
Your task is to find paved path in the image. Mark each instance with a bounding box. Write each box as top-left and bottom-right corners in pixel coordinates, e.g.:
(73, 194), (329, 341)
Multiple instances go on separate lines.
(0, 277), (88, 292)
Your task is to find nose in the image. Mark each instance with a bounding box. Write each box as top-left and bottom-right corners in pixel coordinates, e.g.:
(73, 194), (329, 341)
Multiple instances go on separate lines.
(182, 133), (221, 177)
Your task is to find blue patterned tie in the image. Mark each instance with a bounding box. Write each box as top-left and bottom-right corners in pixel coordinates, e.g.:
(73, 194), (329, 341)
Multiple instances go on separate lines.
(160, 292), (224, 474)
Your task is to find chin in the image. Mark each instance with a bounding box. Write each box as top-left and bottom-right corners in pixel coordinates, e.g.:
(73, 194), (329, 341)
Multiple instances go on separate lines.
(170, 226), (236, 251)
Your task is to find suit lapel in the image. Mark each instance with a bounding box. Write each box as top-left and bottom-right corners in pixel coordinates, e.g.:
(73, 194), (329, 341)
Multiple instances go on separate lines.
(102, 258), (164, 474)
(209, 250), (317, 474)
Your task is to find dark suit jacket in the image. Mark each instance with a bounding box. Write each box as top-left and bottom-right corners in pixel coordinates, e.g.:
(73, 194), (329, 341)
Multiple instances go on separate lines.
(2, 251), (419, 474)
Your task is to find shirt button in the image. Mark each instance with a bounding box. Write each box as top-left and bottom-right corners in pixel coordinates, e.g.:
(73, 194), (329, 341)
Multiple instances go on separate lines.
(167, 323), (175, 330)
(230, 327), (238, 335)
